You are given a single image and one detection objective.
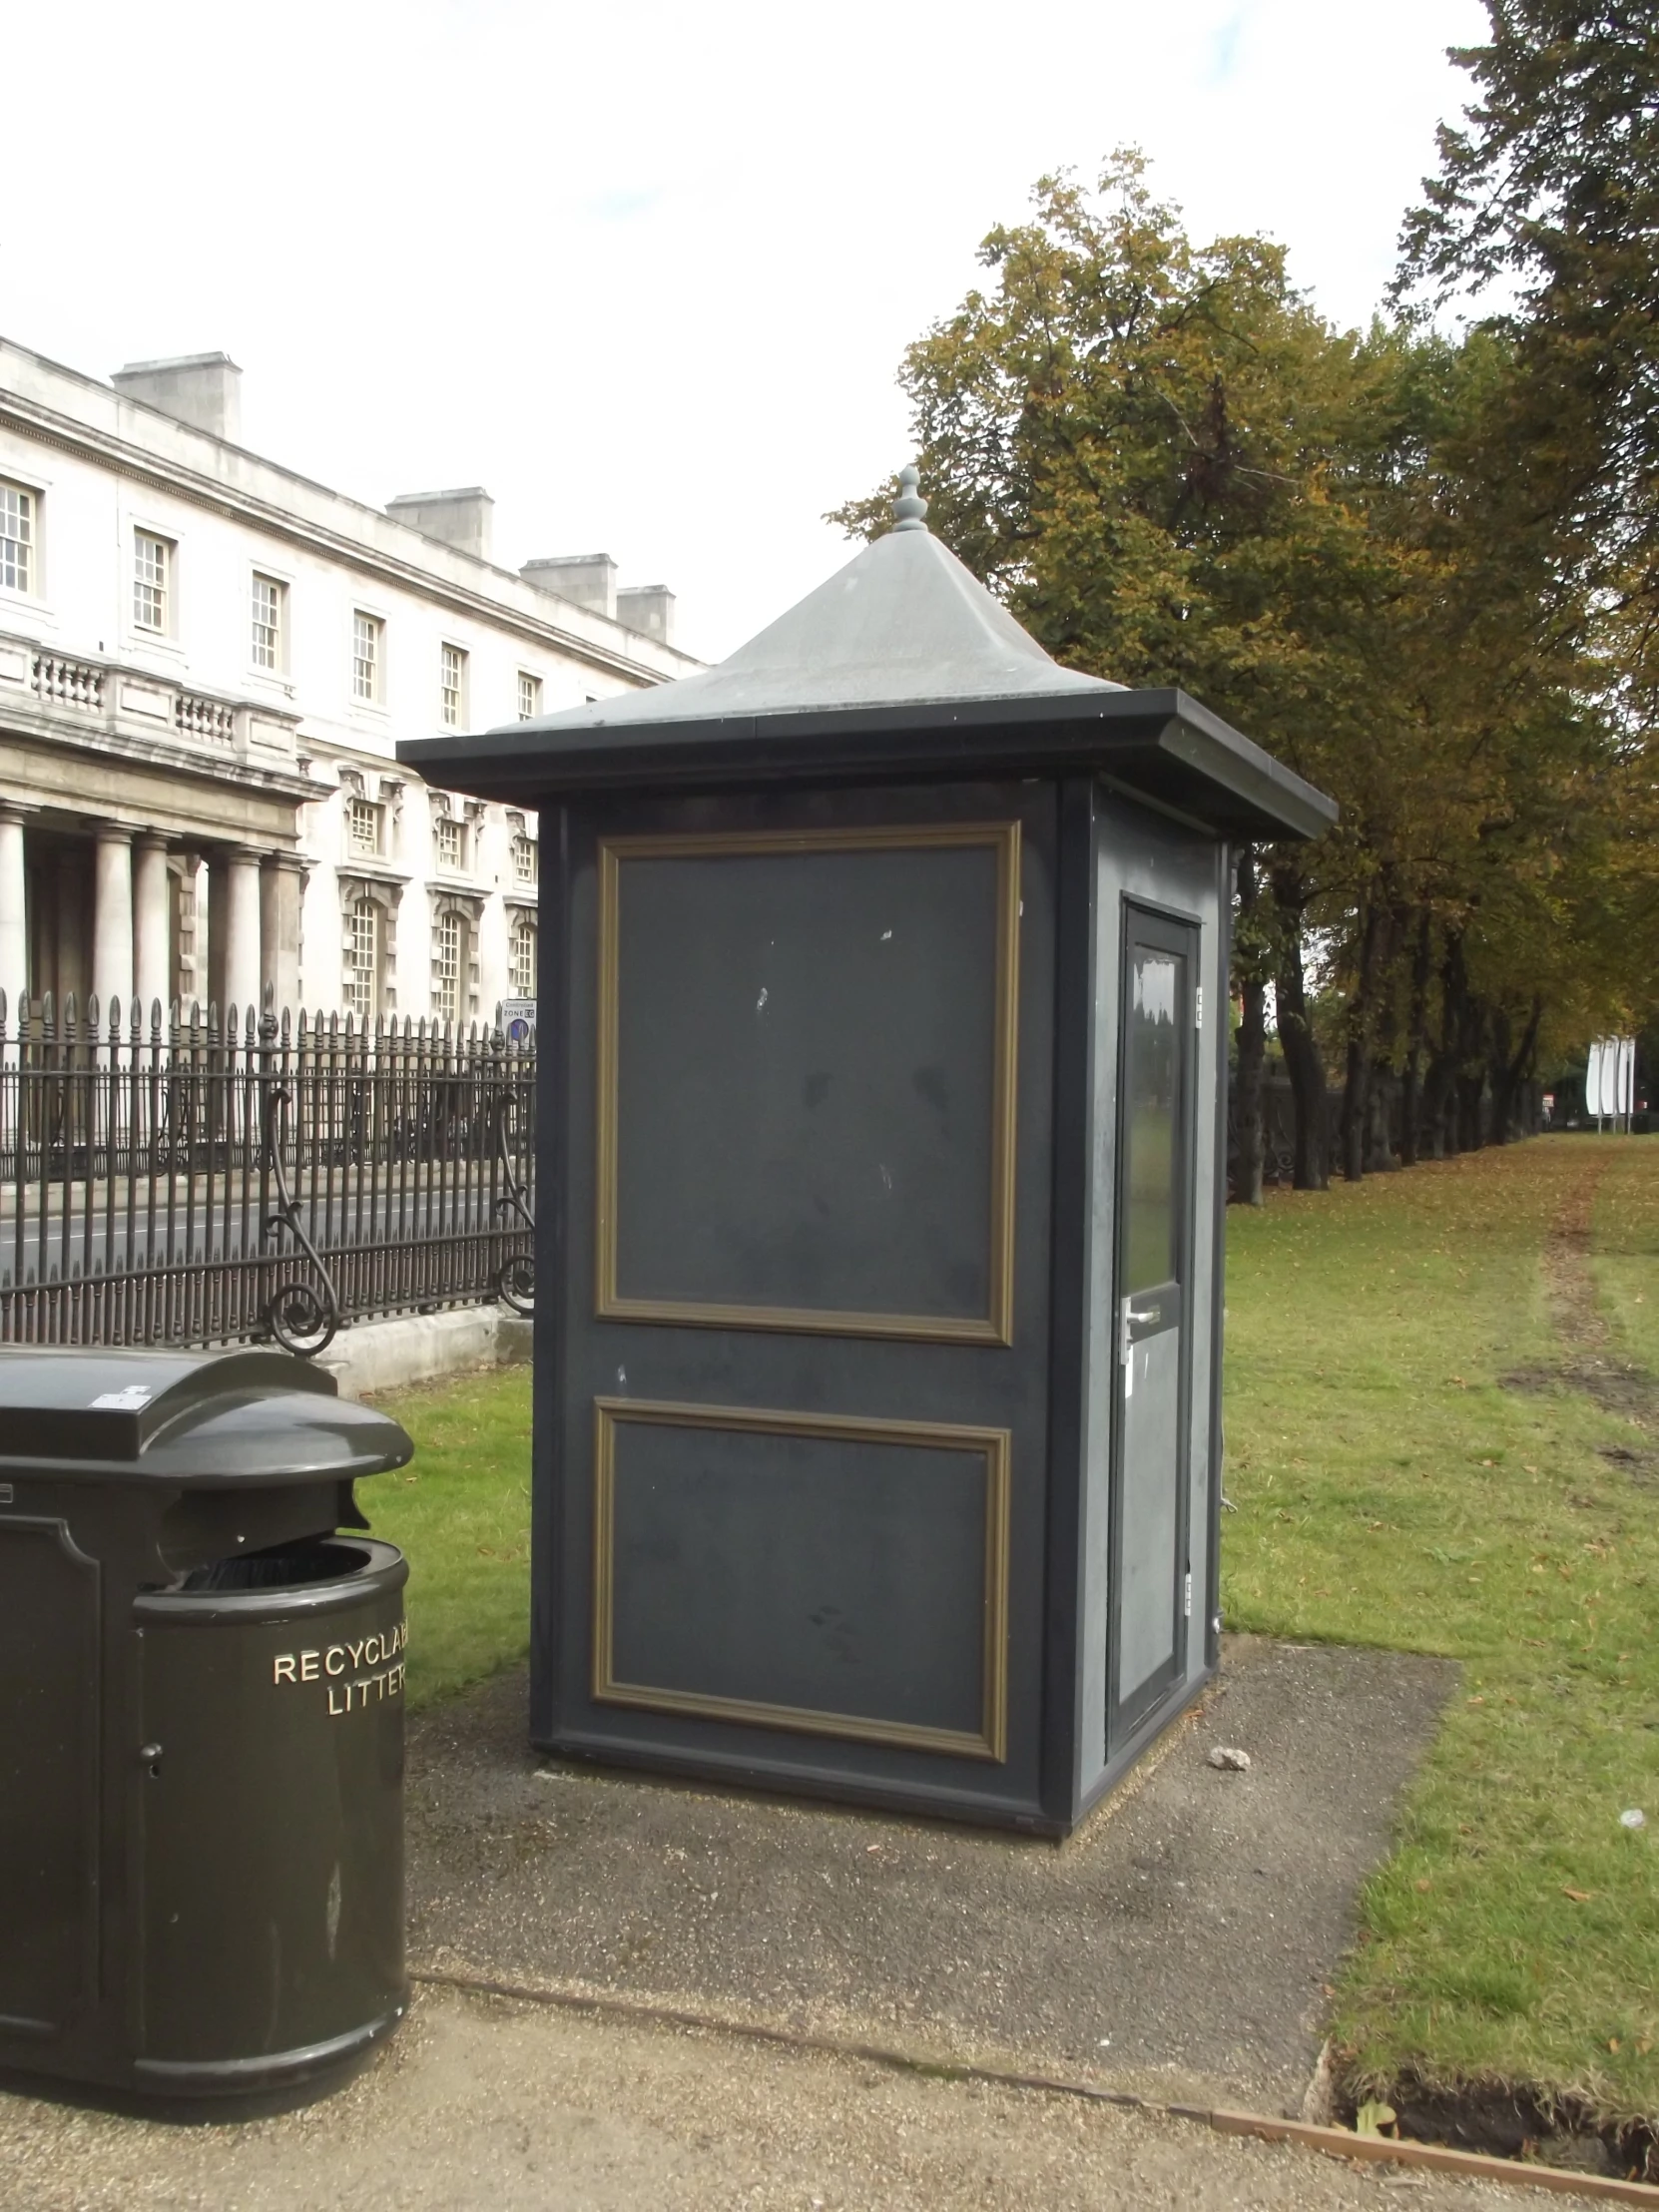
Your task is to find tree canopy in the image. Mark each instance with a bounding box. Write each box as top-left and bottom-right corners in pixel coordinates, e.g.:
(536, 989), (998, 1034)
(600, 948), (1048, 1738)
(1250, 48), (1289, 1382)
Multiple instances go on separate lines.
(833, 139), (1659, 1188)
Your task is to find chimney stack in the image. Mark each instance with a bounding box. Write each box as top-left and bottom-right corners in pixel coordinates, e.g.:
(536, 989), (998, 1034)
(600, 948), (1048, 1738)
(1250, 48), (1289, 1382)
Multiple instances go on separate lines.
(385, 487), (495, 562)
(617, 584), (676, 648)
(112, 352), (243, 442)
(520, 554), (619, 621)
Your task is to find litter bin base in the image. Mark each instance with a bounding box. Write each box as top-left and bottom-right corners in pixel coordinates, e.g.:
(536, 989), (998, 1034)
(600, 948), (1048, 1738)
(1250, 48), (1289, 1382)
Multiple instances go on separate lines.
(130, 2000), (407, 2111)
(0, 2001), (405, 2122)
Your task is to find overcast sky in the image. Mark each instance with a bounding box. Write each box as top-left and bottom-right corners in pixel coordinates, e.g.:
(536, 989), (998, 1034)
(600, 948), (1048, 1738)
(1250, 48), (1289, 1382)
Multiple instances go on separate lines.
(4, 0), (1486, 664)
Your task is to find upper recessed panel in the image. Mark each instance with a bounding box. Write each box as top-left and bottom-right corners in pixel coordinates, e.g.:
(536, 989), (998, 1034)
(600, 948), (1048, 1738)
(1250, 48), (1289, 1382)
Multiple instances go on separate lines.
(597, 824), (1019, 1342)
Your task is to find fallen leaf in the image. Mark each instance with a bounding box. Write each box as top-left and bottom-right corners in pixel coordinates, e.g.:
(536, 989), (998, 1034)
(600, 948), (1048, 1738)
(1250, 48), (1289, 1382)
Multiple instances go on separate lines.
(1563, 1888), (1595, 1903)
(1609, 2038), (1621, 2054)
(1414, 1877), (1433, 1893)
(1355, 2100), (1397, 2138)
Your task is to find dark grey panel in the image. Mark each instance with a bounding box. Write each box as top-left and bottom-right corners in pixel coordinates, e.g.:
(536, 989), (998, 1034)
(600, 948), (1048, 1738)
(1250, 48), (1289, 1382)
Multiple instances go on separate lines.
(544, 779), (1058, 1818)
(614, 841), (998, 1319)
(607, 1416), (988, 1740)
(0, 1519), (99, 2034)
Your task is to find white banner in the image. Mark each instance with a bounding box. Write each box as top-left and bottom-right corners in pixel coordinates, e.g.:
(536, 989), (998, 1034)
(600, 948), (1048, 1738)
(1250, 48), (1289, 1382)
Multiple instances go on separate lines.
(1586, 1037), (1635, 1119)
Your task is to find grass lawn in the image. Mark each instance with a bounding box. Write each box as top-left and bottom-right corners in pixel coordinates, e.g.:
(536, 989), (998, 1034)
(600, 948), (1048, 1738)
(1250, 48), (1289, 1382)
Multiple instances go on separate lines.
(1594, 1138), (1659, 1376)
(357, 1136), (1659, 2124)
(358, 1364), (532, 1711)
(1223, 1135), (1659, 2122)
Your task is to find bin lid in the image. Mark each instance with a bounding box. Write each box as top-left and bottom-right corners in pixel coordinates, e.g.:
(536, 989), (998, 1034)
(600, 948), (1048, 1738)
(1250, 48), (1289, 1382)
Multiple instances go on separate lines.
(0, 1347), (412, 1484)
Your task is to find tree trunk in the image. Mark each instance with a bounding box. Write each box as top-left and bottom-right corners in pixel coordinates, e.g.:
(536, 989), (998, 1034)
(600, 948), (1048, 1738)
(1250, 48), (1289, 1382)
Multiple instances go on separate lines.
(1489, 995), (1543, 1144)
(1271, 871), (1328, 1191)
(1340, 894), (1385, 1184)
(1398, 908), (1432, 1167)
(1234, 848), (1266, 1207)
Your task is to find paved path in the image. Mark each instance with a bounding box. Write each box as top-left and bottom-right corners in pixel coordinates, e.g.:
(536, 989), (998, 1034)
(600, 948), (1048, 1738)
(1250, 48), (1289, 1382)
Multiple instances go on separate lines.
(0, 1979), (1543, 2212)
(1, 1638), (1497, 2209)
(408, 1635), (1457, 2113)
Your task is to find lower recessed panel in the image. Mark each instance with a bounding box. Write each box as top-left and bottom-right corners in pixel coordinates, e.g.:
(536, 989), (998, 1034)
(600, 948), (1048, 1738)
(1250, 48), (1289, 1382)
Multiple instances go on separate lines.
(593, 1399), (1009, 1760)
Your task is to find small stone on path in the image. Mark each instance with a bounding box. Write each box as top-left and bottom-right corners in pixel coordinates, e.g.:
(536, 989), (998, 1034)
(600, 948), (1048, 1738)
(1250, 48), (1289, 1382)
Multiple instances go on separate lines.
(1208, 1746), (1253, 1772)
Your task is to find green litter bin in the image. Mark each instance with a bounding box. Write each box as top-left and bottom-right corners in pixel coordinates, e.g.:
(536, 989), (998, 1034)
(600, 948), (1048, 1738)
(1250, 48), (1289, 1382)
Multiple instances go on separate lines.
(0, 1347), (413, 2111)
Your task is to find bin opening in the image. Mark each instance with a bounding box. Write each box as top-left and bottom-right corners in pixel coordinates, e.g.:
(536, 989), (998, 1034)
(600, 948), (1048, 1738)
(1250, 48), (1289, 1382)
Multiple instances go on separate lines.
(178, 1536), (372, 1593)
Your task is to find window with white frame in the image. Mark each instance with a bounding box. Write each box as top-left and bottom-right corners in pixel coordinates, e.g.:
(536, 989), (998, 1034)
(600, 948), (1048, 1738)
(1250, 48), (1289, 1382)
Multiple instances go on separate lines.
(0, 481), (36, 594)
(509, 912), (536, 997)
(517, 670), (541, 721)
(440, 643), (467, 729)
(433, 909), (463, 1022)
(134, 530), (172, 633)
(344, 897), (378, 1019)
(511, 832), (538, 885)
(251, 572), (285, 670)
(434, 815), (464, 870)
(352, 611), (382, 703)
(346, 796), (382, 857)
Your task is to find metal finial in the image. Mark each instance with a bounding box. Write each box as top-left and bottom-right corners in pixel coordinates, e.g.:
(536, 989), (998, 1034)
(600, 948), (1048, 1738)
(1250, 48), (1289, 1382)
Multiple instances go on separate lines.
(891, 463), (929, 533)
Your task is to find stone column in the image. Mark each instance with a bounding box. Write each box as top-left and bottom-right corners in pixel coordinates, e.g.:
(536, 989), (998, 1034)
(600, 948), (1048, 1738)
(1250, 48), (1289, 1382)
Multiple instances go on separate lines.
(223, 846), (264, 1025)
(133, 834), (172, 1024)
(56, 852), (89, 1016)
(91, 825), (135, 1026)
(0, 806), (27, 1025)
(260, 852), (304, 1017)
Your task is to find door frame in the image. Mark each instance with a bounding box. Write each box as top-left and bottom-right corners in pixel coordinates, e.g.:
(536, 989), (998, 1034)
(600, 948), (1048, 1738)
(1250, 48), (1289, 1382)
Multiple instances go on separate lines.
(1105, 896), (1200, 1749)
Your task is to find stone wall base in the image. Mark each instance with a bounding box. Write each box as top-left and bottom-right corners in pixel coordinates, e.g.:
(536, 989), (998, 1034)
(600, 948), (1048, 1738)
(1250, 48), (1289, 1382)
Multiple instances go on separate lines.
(318, 1304), (534, 1400)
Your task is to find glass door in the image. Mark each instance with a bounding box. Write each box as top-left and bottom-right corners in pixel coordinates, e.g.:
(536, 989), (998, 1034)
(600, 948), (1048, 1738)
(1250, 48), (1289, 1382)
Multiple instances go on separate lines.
(1108, 903), (1198, 1743)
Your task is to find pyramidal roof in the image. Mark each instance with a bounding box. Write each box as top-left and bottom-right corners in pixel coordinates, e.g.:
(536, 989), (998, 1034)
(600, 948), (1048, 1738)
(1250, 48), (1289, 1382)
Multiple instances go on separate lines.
(509, 469), (1118, 735)
(399, 467), (1338, 842)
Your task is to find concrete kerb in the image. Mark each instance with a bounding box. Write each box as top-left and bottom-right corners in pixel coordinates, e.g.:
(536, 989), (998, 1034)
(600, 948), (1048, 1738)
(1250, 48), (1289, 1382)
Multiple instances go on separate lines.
(317, 1305), (533, 1399)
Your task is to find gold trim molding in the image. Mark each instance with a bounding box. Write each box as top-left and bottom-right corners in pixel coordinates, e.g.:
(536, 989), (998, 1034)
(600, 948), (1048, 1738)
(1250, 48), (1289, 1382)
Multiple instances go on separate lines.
(591, 1396), (1011, 1762)
(595, 821), (1021, 1345)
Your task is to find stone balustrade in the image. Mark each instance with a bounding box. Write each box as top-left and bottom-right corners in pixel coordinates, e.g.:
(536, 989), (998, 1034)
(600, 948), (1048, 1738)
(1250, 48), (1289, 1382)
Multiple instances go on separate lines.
(0, 632), (298, 767)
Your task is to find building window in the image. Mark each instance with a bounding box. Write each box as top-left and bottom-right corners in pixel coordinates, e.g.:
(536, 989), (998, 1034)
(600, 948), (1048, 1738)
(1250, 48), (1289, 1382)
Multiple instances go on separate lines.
(441, 643), (467, 729)
(517, 670), (541, 721)
(252, 573), (284, 670)
(434, 815), (464, 869)
(346, 796), (382, 857)
(352, 611), (382, 703)
(509, 912), (536, 997)
(134, 530), (172, 633)
(0, 482), (35, 594)
(511, 832), (538, 885)
(433, 909), (463, 1022)
(344, 897), (378, 1019)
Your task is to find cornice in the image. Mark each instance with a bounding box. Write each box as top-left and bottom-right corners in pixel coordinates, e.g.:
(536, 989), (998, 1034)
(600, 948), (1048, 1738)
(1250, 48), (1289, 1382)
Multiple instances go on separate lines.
(0, 386), (695, 690)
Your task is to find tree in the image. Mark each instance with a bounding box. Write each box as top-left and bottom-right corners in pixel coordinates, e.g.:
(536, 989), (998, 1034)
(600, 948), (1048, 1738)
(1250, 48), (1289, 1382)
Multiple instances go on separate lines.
(834, 154), (1659, 1189)
(1398, 1), (1659, 704)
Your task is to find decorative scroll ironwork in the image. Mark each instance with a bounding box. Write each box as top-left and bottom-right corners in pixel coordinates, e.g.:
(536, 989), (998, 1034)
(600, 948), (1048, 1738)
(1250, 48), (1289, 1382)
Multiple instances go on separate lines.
(493, 1084), (535, 1316)
(262, 1078), (340, 1357)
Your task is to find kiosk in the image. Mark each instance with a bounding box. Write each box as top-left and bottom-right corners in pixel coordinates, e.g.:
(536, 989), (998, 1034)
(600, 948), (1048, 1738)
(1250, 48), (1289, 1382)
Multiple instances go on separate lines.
(401, 472), (1334, 1833)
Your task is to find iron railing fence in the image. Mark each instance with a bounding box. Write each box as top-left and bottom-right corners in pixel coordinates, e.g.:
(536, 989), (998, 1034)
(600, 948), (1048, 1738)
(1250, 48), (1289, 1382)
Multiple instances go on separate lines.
(0, 991), (535, 1355)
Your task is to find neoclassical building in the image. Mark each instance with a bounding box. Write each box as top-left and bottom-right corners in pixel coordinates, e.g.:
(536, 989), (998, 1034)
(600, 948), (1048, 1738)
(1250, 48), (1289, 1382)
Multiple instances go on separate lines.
(0, 340), (696, 1030)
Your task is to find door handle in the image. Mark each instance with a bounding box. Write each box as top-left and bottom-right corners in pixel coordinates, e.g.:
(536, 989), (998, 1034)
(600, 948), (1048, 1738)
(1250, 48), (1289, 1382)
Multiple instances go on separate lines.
(1119, 1298), (1161, 1365)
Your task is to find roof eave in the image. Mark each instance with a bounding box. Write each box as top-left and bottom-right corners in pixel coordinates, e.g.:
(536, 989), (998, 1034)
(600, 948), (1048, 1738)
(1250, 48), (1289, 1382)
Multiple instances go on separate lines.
(397, 687), (1337, 843)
